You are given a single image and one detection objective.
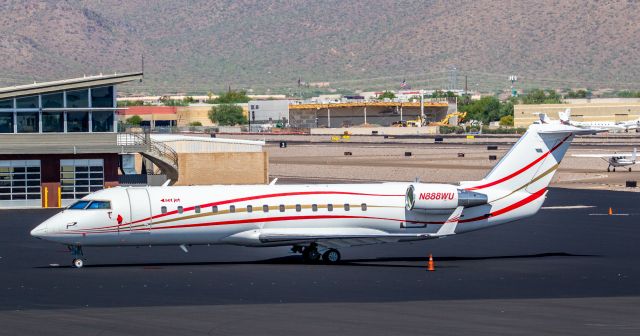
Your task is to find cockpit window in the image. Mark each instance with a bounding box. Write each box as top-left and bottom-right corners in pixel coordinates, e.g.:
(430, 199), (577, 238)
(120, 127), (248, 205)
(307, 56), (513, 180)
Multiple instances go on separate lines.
(87, 201), (111, 209)
(68, 200), (91, 209)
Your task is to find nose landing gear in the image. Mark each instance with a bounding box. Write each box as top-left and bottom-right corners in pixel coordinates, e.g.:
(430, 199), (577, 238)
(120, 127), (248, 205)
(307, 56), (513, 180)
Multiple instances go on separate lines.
(68, 245), (84, 268)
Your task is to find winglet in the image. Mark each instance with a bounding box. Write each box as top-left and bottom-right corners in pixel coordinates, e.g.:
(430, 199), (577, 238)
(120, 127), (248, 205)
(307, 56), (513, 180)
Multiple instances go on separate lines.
(269, 178), (278, 185)
(161, 179), (171, 187)
(432, 206), (463, 237)
(633, 148), (637, 162)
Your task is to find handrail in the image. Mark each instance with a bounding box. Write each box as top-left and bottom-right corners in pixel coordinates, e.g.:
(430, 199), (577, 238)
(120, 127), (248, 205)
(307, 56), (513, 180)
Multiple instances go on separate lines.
(117, 133), (179, 174)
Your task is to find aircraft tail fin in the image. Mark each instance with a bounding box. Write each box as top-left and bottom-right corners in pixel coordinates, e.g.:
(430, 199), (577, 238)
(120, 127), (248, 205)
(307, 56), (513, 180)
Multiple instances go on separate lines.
(558, 109), (571, 124)
(461, 124), (595, 196)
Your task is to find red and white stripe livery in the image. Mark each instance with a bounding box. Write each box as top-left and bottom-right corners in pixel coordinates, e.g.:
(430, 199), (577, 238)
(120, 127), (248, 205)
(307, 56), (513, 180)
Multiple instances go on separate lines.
(31, 123), (597, 267)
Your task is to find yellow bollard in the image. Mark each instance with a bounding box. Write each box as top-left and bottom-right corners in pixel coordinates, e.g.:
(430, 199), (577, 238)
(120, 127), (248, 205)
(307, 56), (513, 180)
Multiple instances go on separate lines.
(43, 187), (48, 208)
(57, 186), (62, 208)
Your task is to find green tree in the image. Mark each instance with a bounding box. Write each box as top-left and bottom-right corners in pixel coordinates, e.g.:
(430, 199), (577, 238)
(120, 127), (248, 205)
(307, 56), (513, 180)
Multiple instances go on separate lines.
(617, 91), (640, 98)
(188, 121), (203, 126)
(521, 89), (563, 104)
(208, 104), (247, 126)
(499, 115), (514, 126)
(430, 90), (457, 98)
(564, 89), (589, 99)
(213, 90), (250, 104)
(378, 91), (396, 100)
(458, 96), (512, 123)
(125, 115), (143, 126)
(117, 100), (145, 107)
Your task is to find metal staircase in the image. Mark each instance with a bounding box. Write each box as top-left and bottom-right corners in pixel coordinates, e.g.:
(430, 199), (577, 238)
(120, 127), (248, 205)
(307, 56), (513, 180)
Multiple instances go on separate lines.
(117, 133), (179, 184)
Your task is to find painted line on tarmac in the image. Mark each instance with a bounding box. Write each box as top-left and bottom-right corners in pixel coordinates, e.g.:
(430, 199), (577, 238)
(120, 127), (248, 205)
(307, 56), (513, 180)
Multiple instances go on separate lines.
(589, 213), (630, 216)
(541, 205), (596, 210)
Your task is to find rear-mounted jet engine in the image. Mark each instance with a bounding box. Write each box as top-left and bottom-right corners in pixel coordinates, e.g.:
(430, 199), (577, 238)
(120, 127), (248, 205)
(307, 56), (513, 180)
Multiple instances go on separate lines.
(405, 184), (487, 211)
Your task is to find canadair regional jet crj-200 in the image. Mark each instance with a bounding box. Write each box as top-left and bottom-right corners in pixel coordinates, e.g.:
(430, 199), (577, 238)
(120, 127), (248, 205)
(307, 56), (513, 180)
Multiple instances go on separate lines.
(31, 123), (596, 268)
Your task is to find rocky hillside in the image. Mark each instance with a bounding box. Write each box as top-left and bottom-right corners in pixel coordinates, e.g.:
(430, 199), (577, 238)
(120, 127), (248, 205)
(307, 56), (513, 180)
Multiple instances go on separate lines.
(1, 0), (639, 93)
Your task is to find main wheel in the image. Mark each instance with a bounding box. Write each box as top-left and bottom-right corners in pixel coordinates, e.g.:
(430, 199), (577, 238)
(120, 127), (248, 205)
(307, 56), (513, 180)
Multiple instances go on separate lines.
(323, 249), (341, 264)
(613, 168), (616, 172)
(302, 247), (321, 262)
(72, 258), (84, 268)
(629, 168), (632, 172)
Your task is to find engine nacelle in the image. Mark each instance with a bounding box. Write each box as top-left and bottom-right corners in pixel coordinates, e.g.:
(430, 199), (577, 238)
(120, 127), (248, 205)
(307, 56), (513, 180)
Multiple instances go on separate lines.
(405, 184), (487, 210)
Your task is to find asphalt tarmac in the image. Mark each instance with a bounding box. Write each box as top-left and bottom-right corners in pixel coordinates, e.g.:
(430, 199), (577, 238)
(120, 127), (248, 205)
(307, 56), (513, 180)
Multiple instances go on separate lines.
(0, 187), (639, 335)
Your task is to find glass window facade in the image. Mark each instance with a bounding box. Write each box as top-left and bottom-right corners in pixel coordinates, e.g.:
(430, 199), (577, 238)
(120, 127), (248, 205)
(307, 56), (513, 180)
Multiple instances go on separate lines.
(66, 89), (89, 108)
(42, 112), (64, 132)
(0, 113), (14, 133)
(0, 160), (41, 202)
(91, 111), (114, 132)
(67, 111), (89, 132)
(16, 112), (39, 133)
(91, 86), (114, 108)
(60, 159), (104, 199)
(41, 92), (64, 108)
(16, 96), (39, 109)
(2, 85), (115, 133)
(0, 99), (13, 108)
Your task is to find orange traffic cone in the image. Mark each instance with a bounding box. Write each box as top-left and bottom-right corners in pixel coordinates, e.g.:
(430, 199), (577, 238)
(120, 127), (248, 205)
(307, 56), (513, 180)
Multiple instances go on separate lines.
(609, 207), (613, 215)
(427, 254), (435, 272)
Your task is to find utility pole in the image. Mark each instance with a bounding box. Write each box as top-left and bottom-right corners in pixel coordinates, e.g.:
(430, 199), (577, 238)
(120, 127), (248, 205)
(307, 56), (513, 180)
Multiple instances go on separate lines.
(464, 75), (468, 95)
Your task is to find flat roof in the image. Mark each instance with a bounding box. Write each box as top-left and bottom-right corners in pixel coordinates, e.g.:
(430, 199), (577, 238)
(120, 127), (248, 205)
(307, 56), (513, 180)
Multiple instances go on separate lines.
(0, 72), (143, 100)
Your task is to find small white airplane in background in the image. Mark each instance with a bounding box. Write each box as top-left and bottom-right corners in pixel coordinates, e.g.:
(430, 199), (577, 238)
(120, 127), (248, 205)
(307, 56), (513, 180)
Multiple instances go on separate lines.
(559, 109), (640, 133)
(573, 148), (638, 172)
(31, 123), (597, 268)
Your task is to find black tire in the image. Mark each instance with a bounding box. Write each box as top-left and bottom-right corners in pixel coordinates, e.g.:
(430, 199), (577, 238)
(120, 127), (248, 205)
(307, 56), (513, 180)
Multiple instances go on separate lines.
(72, 258), (84, 268)
(322, 249), (341, 264)
(302, 247), (321, 262)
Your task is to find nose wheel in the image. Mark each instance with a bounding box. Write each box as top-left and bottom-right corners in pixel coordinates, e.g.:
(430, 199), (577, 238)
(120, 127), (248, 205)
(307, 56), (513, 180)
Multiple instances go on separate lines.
(72, 258), (84, 268)
(68, 245), (85, 268)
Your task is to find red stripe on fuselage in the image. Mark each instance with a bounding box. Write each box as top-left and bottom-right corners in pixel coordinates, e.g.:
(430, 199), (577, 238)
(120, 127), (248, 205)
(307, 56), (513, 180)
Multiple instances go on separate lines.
(88, 191), (404, 231)
(466, 134), (571, 191)
(69, 188), (547, 235)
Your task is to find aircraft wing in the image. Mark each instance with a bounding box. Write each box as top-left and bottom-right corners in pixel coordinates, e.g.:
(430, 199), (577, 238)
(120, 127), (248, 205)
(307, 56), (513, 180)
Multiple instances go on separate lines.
(258, 228), (435, 247)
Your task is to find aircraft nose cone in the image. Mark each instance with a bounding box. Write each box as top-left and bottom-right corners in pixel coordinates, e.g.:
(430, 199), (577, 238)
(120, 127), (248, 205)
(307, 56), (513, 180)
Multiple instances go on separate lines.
(30, 223), (47, 238)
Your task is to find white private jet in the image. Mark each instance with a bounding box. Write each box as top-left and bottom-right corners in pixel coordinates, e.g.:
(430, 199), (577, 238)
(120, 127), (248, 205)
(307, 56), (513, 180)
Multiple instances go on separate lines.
(31, 123), (596, 268)
(573, 148), (638, 172)
(559, 109), (640, 133)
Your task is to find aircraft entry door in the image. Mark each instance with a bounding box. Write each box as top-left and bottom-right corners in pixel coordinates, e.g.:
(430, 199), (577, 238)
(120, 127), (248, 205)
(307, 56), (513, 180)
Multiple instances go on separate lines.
(126, 188), (152, 233)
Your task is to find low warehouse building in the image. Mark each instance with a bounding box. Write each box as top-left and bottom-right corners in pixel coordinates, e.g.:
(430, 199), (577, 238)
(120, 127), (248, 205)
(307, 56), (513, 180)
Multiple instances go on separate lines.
(135, 135), (268, 185)
(514, 100), (640, 127)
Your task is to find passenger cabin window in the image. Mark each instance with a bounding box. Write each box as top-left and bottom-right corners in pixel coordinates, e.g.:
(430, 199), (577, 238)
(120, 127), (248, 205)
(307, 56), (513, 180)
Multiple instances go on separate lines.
(161, 206), (167, 214)
(295, 204), (301, 212)
(327, 204), (333, 211)
(178, 206), (183, 214)
(279, 204), (285, 212)
(87, 201), (111, 209)
(229, 205), (236, 213)
(212, 205), (218, 213)
(195, 206), (201, 213)
(247, 205), (253, 213)
(361, 203), (367, 211)
(344, 204), (350, 211)
(312, 204), (318, 212)
(263, 205), (269, 212)
(68, 200), (91, 209)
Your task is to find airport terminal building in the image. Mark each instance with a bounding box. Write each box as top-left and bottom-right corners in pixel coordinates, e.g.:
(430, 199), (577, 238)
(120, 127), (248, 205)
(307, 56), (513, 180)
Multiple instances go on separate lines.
(0, 73), (143, 207)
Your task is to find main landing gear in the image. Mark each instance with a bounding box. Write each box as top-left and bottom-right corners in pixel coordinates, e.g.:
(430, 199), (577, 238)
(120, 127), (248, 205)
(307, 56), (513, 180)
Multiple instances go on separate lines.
(68, 245), (84, 268)
(293, 243), (341, 264)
